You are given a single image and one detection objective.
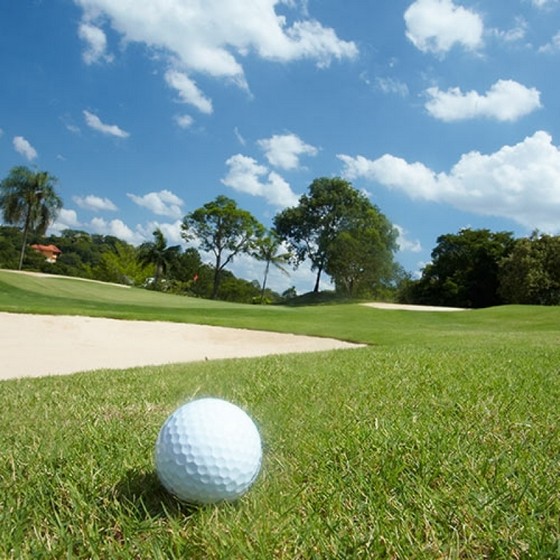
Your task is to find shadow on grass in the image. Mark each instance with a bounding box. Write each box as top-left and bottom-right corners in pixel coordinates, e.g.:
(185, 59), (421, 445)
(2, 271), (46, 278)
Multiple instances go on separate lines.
(116, 468), (199, 520)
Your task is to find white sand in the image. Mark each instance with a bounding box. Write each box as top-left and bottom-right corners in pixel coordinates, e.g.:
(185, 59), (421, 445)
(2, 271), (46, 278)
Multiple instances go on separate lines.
(0, 312), (363, 380)
(362, 302), (466, 312)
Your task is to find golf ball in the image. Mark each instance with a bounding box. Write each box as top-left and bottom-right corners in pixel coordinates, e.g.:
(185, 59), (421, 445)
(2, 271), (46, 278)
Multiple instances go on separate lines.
(155, 397), (262, 504)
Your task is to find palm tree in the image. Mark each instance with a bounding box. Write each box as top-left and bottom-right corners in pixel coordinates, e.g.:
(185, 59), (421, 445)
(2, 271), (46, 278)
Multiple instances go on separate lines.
(137, 228), (181, 289)
(0, 166), (63, 270)
(253, 232), (291, 303)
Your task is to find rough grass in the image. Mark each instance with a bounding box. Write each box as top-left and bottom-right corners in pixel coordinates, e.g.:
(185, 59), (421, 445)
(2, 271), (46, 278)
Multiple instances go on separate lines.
(0, 270), (559, 558)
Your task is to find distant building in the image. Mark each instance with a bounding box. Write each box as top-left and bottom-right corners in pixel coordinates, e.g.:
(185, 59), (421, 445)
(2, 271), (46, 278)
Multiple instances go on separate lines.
(30, 244), (62, 263)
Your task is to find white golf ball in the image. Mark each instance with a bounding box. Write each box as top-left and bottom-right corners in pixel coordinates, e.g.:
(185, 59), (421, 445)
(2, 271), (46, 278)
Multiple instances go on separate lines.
(155, 397), (262, 504)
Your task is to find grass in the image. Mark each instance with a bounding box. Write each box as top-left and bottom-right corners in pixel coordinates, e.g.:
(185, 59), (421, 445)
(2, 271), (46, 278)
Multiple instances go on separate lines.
(0, 270), (559, 558)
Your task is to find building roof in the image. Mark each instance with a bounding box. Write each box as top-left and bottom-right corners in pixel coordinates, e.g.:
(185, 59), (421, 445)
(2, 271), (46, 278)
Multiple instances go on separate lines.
(30, 244), (62, 254)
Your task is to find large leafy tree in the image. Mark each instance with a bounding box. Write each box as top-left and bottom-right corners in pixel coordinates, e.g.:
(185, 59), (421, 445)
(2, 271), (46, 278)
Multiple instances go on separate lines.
(411, 228), (515, 308)
(0, 166), (63, 270)
(274, 177), (397, 293)
(252, 231), (291, 303)
(95, 240), (153, 286)
(137, 228), (181, 289)
(325, 221), (398, 297)
(181, 195), (264, 299)
(499, 232), (560, 305)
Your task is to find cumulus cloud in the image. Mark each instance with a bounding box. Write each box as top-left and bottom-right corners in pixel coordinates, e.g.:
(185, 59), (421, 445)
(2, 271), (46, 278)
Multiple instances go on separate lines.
(395, 225), (422, 253)
(174, 114), (194, 129)
(83, 110), (129, 138)
(13, 136), (38, 161)
(222, 154), (299, 207)
(338, 131), (560, 232)
(73, 0), (357, 84)
(375, 77), (409, 97)
(73, 194), (118, 212)
(90, 217), (141, 243)
(404, 0), (484, 55)
(127, 190), (184, 218)
(257, 133), (318, 170)
(491, 18), (527, 44)
(165, 70), (213, 114)
(49, 209), (81, 234)
(78, 22), (113, 64)
(425, 79), (542, 122)
(539, 31), (560, 53)
(531, 0), (559, 8)
(136, 220), (184, 246)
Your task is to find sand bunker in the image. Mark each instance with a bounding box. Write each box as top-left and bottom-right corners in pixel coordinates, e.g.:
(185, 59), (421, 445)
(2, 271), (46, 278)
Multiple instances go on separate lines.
(0, 312), (363, 380)
(362, 302), (466, 312)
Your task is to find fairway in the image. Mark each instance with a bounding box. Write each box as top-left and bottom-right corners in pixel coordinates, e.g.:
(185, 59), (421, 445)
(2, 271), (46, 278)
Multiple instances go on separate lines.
(0, 270), (558, 558)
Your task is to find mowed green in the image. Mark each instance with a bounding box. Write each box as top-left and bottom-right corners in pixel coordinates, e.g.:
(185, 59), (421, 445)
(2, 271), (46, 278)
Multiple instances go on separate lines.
(0, 270), (558, 559)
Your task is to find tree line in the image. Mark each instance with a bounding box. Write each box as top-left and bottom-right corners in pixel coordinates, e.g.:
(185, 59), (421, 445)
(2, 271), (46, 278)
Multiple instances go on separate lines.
(1, 165), (559, 306)
(400, 228), (560, 307)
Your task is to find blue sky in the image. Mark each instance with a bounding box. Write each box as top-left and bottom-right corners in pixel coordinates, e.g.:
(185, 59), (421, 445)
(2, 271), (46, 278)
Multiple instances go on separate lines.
(2, 0), (560, 293)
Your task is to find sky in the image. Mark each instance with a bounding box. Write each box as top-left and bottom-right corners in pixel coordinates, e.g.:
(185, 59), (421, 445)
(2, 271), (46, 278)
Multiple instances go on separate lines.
(1, 0), (560, 293)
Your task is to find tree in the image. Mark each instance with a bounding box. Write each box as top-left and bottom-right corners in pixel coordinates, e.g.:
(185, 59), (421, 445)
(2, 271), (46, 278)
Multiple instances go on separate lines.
(499, 232), (560, 305)
(0, 166), (63, 270)
(137, 229), (181, 289)
(274, 177), (397, 293)
(325, 210), (398, 297)
(410, 228), (515, 308)
(181, 195), (265, 299)
(252, 231), (291, 303)
(94, 240), (152, 286)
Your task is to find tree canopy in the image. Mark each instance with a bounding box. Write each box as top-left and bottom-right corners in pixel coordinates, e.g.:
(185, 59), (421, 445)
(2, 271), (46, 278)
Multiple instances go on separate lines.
(404, 228), (515, 308)
(274, 177), (398, 294)
(181, 195), (265, 299)
(137, 229), (181, 288)
(499, 232), (560, 305)
(0, 166), (63, 269)
(252, 231), (291, 303)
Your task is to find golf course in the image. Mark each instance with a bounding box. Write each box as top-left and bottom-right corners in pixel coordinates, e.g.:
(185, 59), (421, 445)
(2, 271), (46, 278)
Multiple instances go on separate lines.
(1, 270), (558, 558)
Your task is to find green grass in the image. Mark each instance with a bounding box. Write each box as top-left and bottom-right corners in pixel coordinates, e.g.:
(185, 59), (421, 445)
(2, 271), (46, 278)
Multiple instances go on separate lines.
(1, 270), (559, 558)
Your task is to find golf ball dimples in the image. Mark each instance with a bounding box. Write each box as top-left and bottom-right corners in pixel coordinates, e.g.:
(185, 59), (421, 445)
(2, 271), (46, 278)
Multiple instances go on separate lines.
(155, 398), (262, 504)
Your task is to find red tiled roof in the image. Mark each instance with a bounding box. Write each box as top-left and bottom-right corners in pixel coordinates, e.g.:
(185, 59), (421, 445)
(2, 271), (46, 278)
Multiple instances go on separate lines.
(30, 244), (62, 254)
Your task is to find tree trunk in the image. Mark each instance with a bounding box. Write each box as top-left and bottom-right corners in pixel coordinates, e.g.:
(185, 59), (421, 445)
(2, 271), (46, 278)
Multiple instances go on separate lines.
(212, 268), (221, 299)
(260, 261), (270, 303)
(211, 252), (222, 299)
(313, 266), (322, 293)
(18, 208), (32, 270)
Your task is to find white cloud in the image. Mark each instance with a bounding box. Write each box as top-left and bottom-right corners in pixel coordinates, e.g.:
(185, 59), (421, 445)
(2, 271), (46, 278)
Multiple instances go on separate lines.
(83, 110), (129, 138)
(531, 0), (559, 8)
(404, 0), (484, 55)
(49, 208), (81, 234)
(165, 70), (213, 114)
(73, 0), (357, 84)
(222, 154), (299, 207)
(257, 133), (318, 170)
(78, 22), (113, 64)
(491, 18), (527, 44)
(234, 127), (246, 146)
(13, 136), (38, 161)
(174, 114), (194, 129)
(136, 220), (185, 246)
(73, 194), (118, 212)
(90, 217), (141, 243)
(338, 131), (560, 232)
(539, 31), (560, 53)
(127, 190), (184, 218)
(395, 225), (422, 253)
(375, 77), (409, 97)
(425, 80), (542, 122)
